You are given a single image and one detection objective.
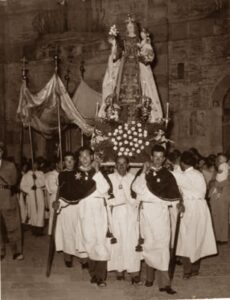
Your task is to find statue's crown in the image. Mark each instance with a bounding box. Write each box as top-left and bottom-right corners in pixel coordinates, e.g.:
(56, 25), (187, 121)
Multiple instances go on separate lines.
(125, 13), (136, 23)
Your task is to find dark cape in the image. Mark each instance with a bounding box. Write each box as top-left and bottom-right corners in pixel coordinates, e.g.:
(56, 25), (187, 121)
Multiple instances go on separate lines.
(131, 167), (181, 202)
(145, 167), (181, 201)
(58, 168), (96, 204)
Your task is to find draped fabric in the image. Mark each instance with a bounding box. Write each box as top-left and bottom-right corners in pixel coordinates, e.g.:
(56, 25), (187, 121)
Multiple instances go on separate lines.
(72, 80), (102, 125)
(17, 74), (94, 137)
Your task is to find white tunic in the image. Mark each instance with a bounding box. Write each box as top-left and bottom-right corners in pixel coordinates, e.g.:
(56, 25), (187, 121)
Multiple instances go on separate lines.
(173, 167), (217, 262)
(20, 170), (45, 227)
(107, 172), (141, 273)
(45, 170), (59, 235)
(78, 171), (111, 261)
(132, 173), (173, 271)
(55, 171), (111, 260)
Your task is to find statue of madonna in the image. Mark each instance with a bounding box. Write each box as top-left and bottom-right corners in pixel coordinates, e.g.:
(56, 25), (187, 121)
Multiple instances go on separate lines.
(98, 15), (163, 124)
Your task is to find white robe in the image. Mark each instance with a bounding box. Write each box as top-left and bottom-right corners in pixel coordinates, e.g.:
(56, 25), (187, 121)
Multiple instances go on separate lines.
(173, 167), (217, 262)
(107, 172), (141, 273)
(45, 170), (59, 235)
(20, 170), (45, 227)
(55, 171), (111, 260)
(132, 173), (174, 271)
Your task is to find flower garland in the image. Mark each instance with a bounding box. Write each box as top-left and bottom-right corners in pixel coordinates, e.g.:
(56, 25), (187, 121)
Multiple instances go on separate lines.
(108, 121), (150, 157)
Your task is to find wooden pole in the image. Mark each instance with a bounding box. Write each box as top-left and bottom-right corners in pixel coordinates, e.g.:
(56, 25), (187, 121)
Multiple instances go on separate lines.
(80, 60), (85, 147)
(54, 51), (63, 169)
(21, 56), (38, 211)
(21, 57), (35, 166)
(64, 67), (71, 151)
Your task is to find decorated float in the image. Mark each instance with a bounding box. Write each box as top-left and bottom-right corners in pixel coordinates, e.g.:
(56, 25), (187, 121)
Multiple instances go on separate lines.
(91, 15), (171, 163)
(17, 15), (171, 165)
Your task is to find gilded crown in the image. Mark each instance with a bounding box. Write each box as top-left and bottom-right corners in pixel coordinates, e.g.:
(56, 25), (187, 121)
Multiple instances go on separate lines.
(125, 13), (136, 24)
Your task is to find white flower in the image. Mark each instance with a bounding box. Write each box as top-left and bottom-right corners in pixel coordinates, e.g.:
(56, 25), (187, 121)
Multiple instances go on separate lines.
(113, 146), (118, 151)
(111, 138), (115, 143)
(119, 141), (122, 146)
(114, 141), (118, 145)
(117, 136), (121, 140)
(135, 143), (139, 148)
(124, 140), (128, 144)
(125, 147), (129, 152)
(114, 129), (118, 134)
(130, 142), (133, 146)
(120, 147), (124, 152)
(131, 121), (136, 125)
(144, 131), (147, 137)
(138, 140), (142, 144)
(124, 152), (128, 156)
(133, 132), (137, 136)
(138, 128), (142, 132)
(118, 152), (122, 156)
(108, 132), (112, 136)
(118, 125), (122, 129)
(133, 138), (137, 142)
(129, 152), (133, 157)
(119, 130), (123, 134)
(109, 24), (119, 37)
(127, 130), (131, 134)
(141, 145), (144, 150)
(128, 135), (132, 140)
(137, 123), (141, 127)
(132, 147), (135, 151)
(145, 141), (150, 146)
(139, 133), (143, 137)
(123, 133), (127, 138)
(137, 149), (141, 154)
(131, 127), (135, 131)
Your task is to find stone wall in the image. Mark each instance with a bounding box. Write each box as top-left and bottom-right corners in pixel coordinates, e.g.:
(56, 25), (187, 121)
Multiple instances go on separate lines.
(0, 0), (230, 161)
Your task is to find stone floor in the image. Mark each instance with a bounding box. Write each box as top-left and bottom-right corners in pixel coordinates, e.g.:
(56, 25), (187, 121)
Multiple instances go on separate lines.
(1, 228), (230, 300)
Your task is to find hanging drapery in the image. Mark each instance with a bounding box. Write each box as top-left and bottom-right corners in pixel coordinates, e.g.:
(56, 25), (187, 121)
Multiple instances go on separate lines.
(17, 74), (94, 138)
(72, 79), (102, 125)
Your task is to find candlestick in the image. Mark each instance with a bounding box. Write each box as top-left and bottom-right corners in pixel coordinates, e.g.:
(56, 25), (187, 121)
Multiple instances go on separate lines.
(166, 102), (169, 120)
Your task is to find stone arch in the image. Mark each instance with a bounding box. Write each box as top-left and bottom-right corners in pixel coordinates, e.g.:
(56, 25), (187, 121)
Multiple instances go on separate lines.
(212, 74), (230, 107)
(211, 74), (230, 153)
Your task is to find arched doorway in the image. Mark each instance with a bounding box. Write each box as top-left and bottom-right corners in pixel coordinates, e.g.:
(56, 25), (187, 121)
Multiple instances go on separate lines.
(223, 89), (230, 154)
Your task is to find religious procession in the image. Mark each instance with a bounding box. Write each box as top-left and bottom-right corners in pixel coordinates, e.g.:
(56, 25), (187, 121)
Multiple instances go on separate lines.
(1, 12), (230, 299)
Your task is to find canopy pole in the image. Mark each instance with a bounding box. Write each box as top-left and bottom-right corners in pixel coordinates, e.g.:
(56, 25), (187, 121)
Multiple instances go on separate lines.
(21, 57), (35, 166)
(21, 56), (38, 212)
(64, 67), (71, 151)
(80, 60), (85, 147)
(54, 51), (63, 169)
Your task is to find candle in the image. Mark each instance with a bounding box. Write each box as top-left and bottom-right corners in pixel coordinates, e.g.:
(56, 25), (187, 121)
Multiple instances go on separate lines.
(166, 102), (169, 120)
(95, 102), (99, 117)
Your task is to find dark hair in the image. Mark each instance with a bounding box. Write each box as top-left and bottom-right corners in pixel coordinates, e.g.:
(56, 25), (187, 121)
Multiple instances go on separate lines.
(78, 146), (94, 157)
(63, 151), (75, 159)
(180, 151), (197, 167)
(188, 148), (201, 159)
(151, 144), (166, 156)
(217, 152), (227, 159)
(172, 149), (181, 158)
(167, 152), (178, 164)
(115, 155), (129, 164)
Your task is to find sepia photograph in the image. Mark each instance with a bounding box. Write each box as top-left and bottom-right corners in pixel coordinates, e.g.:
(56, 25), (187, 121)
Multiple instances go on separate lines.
(0, 0), (230, 299)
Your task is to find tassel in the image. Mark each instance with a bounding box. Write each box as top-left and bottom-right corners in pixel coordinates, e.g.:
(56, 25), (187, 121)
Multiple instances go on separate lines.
(135, 244), (143, 252)
(106, 229), (113, 238)
(139, 237), (144, 245)
(111, 236), (117, 244)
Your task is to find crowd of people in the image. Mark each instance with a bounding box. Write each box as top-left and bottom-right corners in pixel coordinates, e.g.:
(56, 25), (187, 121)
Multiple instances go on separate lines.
(0, 141), (230, 295)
